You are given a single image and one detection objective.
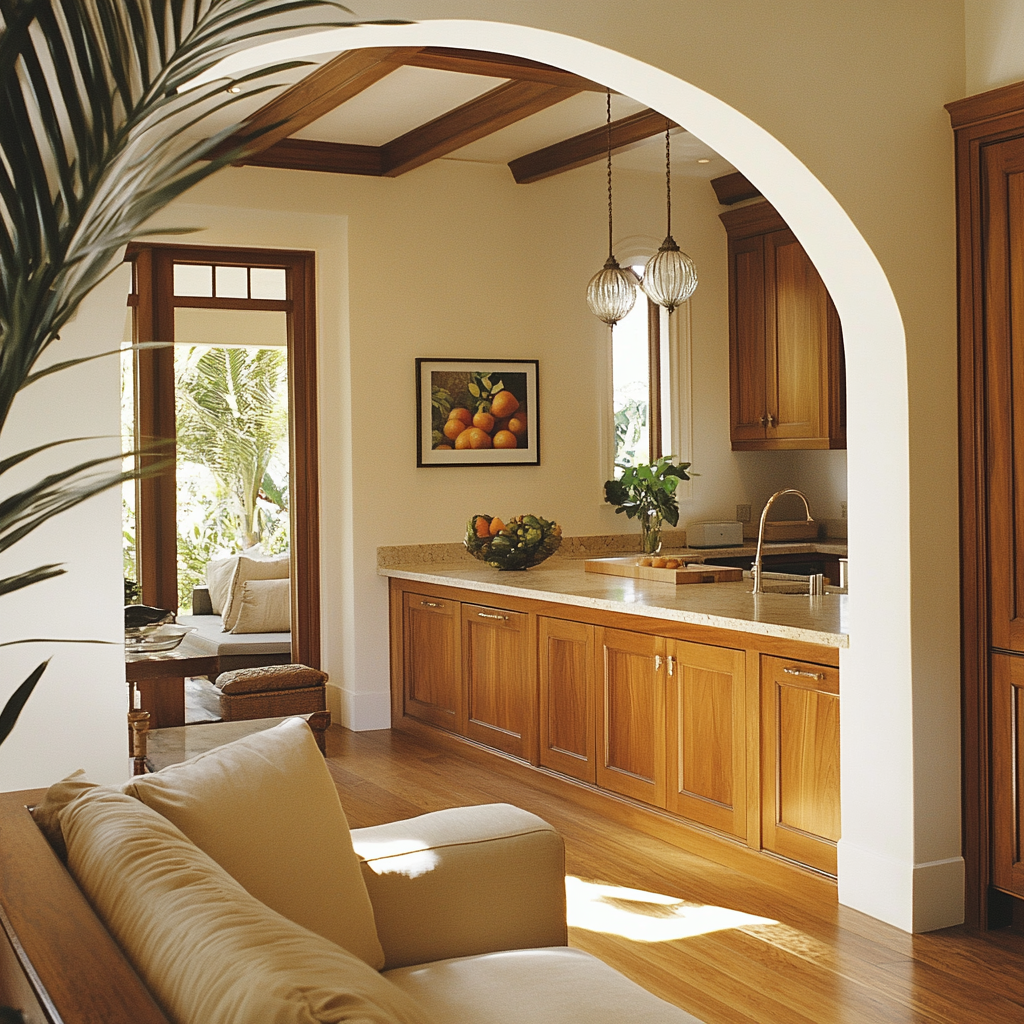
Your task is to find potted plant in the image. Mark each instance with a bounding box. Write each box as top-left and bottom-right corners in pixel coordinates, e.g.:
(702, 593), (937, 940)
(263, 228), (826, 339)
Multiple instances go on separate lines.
(604, 457), (691, 554)
(0, 0), (374, 748)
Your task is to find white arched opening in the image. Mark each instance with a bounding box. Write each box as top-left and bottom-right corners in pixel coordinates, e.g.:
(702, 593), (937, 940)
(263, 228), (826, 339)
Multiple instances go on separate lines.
(204, 19), (960, 934)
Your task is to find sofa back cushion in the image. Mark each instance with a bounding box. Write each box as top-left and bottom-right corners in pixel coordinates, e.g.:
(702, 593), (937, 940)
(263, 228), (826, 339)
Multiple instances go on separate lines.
(222, 554), (289, 631)
(231, 577), (291, 633)
(124, 718), (384, 968)
(61, 788), (430, 1024)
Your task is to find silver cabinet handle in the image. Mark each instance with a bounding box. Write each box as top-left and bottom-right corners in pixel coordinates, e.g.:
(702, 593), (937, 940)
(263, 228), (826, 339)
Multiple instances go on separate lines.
(767, 412), (775, 427)
(477, 611), (509, 621)
(654, 654), (663, 671)
(420, 600), (443, 608)
(667, 655), (675, 676)
(759, 414), (767, 427)
(783, 666), (824, 680)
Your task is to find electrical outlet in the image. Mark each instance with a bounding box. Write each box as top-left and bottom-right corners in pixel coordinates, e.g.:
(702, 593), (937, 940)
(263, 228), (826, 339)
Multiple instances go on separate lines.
(840, 501), (847, 519)
(736, 503), (751, 523)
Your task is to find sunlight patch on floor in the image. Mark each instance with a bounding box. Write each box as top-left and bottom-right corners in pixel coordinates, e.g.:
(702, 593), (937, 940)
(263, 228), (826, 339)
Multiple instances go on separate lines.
(566, 876), (777, 942)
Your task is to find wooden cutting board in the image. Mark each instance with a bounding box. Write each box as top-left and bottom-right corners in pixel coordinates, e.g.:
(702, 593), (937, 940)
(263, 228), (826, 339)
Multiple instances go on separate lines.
(584, 557), (744, 585)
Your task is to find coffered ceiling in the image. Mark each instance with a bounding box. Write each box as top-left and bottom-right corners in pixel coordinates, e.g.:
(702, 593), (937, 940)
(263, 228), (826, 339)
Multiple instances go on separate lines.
(202, 47), (734, 182)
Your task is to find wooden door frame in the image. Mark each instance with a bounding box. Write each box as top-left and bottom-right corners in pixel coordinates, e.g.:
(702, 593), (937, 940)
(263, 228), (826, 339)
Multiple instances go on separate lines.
(947, 81), (1024, 930)
(125, 242), (321, 669)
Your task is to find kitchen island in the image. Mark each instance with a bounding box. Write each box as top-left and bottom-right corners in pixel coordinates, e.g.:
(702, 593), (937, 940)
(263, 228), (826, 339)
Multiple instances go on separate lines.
(380, 545), (847, 881)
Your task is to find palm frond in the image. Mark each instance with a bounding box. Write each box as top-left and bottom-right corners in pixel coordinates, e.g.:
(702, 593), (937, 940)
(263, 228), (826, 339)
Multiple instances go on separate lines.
(0, 661), (49, 747)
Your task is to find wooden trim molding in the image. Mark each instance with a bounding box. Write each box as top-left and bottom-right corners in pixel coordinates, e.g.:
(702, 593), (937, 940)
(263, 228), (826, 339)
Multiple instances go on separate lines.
(711, 171), (761, 206)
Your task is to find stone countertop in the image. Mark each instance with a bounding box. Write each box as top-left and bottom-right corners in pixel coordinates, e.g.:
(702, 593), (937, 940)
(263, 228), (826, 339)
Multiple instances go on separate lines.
(378, 552), (849, 649)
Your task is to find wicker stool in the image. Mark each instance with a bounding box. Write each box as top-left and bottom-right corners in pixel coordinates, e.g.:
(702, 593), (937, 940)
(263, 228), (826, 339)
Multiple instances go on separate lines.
(214, 664), (327, 722)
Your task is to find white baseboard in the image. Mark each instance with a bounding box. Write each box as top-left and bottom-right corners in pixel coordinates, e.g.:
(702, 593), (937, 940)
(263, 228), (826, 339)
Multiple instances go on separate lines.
(325, 683), (391, 731)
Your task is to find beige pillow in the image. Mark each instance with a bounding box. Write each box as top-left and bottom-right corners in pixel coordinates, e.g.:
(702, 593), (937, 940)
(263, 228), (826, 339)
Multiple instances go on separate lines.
(32, 768), (98, 860)
(205, 554), (240, 615)
(231, 578), (291, 633)
(124, 718), (384, 968)
(61, 789), (431, 1024)
(222, 553), (289, 631)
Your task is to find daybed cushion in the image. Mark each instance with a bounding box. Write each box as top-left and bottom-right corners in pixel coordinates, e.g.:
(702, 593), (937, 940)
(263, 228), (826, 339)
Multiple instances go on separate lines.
(176, 613), (290, 657)
(232, 577), (291, 633)
(215, 663), (327, 695)
(60, 788), (431, 1024)
(205, 554), (240, 615)
(123, 718), (384, 969)
(385, 947), (703, 1024)
(223, 554), (289, 631)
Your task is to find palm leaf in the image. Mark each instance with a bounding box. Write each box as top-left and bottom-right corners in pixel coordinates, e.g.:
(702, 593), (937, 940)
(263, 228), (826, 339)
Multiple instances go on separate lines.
(1, 0), (384, 745)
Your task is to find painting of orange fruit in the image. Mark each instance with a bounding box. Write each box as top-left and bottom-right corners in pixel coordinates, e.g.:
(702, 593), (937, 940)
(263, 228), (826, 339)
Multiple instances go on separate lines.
(416, 358), (539, 467)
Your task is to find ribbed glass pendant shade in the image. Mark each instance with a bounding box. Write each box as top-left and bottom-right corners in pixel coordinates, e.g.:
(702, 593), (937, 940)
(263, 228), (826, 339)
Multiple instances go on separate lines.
(641, 235), (698, 312)
(587, 256), (638, 326)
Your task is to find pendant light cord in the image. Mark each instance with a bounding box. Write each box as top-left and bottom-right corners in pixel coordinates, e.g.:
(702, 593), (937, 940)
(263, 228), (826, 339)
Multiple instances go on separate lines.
(606, 89), (614, 260)
(664, 121), (672, 238)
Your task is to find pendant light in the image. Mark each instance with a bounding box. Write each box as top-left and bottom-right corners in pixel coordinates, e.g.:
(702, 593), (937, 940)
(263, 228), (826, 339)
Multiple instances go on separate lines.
(641, 122), (698, 312)
(587, 90), (638, 326)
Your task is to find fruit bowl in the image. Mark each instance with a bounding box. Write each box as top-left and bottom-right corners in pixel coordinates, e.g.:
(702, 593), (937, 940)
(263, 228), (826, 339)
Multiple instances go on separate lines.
(465, 514), (562, 570)
(124, 623), (194, 655)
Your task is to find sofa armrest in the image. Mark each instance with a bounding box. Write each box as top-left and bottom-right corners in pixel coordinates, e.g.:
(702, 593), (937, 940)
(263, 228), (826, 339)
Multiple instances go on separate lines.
(351, 803), (566, 970)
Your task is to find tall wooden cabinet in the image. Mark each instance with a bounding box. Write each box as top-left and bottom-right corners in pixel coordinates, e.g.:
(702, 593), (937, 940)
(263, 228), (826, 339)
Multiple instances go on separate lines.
(720, 202), (846, 451)
(948, 82), (1024, 928)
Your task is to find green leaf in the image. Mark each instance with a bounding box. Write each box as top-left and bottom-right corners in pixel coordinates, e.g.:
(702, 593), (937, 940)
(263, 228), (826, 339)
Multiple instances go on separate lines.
(468, 382), (480, 398)
(0, 662), (49, 748)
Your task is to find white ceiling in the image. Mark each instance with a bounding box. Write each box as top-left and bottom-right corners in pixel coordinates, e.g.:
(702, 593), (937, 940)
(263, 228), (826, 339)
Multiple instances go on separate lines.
(200, 54), (735, 181)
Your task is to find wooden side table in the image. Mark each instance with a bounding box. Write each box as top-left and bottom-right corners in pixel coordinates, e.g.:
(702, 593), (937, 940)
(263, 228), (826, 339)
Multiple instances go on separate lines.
(125, 634), (219, 731)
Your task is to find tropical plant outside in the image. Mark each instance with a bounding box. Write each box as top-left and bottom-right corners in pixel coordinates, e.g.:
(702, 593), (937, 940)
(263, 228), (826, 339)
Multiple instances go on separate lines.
(0, 0), (369, 748)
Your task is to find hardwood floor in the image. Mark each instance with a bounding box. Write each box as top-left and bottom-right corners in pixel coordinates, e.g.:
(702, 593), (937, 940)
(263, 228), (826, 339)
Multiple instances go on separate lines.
(323, 724), (1024, 1024)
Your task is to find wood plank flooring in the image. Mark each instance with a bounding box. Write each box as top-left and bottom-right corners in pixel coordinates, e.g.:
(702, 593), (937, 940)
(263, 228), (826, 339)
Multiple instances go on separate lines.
(322, 724), (1024, 1024)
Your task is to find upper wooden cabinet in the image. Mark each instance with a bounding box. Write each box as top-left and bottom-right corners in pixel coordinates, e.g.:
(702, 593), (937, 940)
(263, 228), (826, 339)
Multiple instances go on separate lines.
(720, 202), (846, 451)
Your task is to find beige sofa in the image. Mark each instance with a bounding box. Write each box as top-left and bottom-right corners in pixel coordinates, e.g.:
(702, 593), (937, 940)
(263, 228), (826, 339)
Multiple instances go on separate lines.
(2, 720), (703, 1024)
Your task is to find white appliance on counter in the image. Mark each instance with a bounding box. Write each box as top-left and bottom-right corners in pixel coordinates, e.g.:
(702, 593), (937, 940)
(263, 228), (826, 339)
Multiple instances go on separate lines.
(686, 521), (744, 548)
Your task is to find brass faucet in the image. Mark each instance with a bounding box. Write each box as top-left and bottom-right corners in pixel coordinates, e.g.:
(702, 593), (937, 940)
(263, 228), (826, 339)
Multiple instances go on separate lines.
(751, 488), (814, 594)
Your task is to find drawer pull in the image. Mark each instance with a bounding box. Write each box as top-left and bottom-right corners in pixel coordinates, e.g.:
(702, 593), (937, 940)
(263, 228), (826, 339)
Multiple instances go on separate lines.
(654, 654), (663, 671)
(667, 655), (675, 676)
(420, 600), (443, 608)
(477, 612), (509, 621)
(783, 667), (825, 680)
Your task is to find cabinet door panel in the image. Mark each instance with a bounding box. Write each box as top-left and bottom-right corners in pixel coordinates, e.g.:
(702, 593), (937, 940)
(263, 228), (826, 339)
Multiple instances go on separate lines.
(761, 656), (840, 875)
(463, 604), (535, 761)
(991, 654), (1024, 898)
(596, 628), (665, 806)
(729, 235), (769, 441)
(666, 642), (746, 838)
(539, 617), (595, 782)
(984, 141), (1024, 653)
(402, 592), (461, 732)
(766, 230), (826, 441)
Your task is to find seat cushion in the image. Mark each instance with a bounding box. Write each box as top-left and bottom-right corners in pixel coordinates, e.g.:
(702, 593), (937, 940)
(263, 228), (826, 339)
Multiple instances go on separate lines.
(61, 788), (430, 1024)
(123, 718), (383, 968)
(384, 947), (703, 1023)
(215, 663), (326, 695)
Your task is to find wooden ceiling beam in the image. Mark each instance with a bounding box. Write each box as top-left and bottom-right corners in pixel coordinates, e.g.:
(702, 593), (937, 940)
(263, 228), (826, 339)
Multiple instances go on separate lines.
(401, 47), (605, 91)
(228, 138), (382, 176)
(509, 109), (678, 184)
(216, 47), (422, 160)
(710, 170), (761, 205)
(380, 80), (583, 178)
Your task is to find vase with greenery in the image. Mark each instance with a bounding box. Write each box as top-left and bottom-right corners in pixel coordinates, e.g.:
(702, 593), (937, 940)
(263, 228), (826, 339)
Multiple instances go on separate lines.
(0, 0), (392, 750)
(603, 457), (692, 554)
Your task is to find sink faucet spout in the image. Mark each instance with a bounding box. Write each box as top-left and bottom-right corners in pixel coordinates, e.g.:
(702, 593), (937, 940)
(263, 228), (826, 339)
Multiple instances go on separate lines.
(752, 488), (814, 594)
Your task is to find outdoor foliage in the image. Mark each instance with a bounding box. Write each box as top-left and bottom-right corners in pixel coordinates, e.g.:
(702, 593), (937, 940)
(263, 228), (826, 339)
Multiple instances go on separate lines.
(0, 0), (372, 748)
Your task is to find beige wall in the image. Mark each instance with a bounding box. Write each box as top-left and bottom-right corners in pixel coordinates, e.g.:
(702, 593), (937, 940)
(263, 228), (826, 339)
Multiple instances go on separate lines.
(966, 0), (1024, 92)
(0, 0), (975, 934)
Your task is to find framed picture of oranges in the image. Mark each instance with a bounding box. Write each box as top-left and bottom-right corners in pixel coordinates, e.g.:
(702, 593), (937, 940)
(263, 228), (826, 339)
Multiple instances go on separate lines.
(416, 358), (539, 467)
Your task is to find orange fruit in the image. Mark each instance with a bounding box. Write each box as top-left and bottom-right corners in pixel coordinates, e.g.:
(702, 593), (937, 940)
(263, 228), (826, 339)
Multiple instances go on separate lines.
(490, 391), (520, 419)
(435, 444), (453, 450)
(475, 517), (492, 538)
(464, 427), (493, 449)
(443, 418), (468, 441)
(507, 414), (527, 436)
(494, 417), (510, 433)
(473, 411), (495, 433)
(454, 430), (474, 450)
(448, 407), (472, 425)
(493, 430), (517, 449)
(489, 517), (506, 536)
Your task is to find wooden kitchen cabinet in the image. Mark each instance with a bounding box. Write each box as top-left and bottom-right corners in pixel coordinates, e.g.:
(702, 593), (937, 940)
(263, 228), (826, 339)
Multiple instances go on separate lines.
(462, 601), (535, 761)
(666, 641), (748, 839)
(401, 591), (462, 732)
(990, 654), (1024, 898)
(596, 627), (667, 806)
(760, 655), (841, 874)
(721, 201), (846, 451)
(539, 617), (596, 782)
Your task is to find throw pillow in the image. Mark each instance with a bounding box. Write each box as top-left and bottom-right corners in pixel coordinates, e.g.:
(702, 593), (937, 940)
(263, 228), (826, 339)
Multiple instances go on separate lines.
(205, 554), (240, 616)
(61, 788), (431, 1024)
(32, 768), (98, 860)
(123, 718), (384, 968)
(222, 553), (289, 631)
(231, 578), (291, 633)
